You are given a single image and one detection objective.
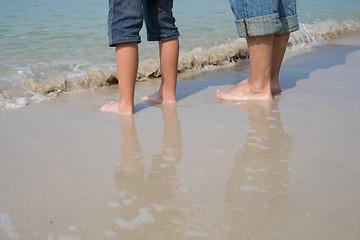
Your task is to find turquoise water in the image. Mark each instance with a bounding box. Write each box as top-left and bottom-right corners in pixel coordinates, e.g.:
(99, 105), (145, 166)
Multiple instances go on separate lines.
(298, 0), (360, 23)
(0, 0), (360, 107)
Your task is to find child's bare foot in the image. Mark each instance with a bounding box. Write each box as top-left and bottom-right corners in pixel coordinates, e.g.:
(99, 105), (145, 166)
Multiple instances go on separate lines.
(141, 92), (163, 103)
(216, 79), (272, 101)
(100, 101), (133, 115)
(141, 92), (176, 104)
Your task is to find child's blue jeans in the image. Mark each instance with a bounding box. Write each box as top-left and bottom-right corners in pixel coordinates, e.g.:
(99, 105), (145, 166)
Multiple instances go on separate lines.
(108, 0), (180, 47)
(229, 0), (299, 38)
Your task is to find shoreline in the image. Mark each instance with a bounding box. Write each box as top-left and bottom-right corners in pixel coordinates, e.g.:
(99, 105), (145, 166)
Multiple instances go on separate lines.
(1, 27), (360, 109)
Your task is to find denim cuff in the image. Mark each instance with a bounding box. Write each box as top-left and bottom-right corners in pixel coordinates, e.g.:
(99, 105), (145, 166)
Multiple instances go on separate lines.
(147, 32), (180, 42)
(109, 36), (141, 47)
(277, 14), (299, 35)
(234, 13), (282, 38)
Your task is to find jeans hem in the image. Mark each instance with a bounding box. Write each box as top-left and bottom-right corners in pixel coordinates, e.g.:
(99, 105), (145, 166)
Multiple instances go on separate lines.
(235, 13), (282, 38)
(147, 32), (180, 42)
(277, 14), (299, 35)
(109, 36), (142, 47)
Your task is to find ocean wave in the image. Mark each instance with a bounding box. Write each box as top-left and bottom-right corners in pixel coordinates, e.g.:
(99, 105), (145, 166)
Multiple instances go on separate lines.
(288, 21), (360, 50)
(1, 21), (359, 108)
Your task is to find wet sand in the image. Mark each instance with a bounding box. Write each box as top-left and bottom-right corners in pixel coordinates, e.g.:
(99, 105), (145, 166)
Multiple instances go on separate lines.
(1, 37), (360, 240)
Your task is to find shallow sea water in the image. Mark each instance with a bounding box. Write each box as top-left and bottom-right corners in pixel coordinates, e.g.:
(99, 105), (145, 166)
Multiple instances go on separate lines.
(0, 0), (360, 108)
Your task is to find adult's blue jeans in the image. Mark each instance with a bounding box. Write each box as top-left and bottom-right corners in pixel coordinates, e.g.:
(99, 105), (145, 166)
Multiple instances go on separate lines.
(229, 0), (299, 38)
(108, 0), (180, 47)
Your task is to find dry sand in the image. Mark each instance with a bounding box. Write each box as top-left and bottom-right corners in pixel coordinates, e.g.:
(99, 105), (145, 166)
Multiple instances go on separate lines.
(0, 37), (360, 240)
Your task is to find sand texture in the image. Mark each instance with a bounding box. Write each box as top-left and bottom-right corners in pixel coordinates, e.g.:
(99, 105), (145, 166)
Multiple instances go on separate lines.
(1, 37), (360, 240)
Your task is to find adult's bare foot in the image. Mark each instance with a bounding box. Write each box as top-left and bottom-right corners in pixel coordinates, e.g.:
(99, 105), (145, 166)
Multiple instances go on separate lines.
(100, 101), (133, 115)
(216, 79), (248, 97)
(216, 79), (272, 101)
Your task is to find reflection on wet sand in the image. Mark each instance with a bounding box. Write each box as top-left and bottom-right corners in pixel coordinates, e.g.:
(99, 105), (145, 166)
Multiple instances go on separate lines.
(106, 98), (295, 239)
(224, 98), (294, 239)
(110, 105), (184, 239)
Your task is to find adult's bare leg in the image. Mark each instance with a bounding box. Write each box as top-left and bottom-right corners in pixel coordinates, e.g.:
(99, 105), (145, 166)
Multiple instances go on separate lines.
(271, 33), (290, 94)
(216, 34), (274, 101)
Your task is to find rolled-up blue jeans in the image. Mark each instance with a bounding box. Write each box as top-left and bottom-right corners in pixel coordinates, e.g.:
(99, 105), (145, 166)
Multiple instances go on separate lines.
(229, 0), (299, 38)
(108, 0), (180, 47)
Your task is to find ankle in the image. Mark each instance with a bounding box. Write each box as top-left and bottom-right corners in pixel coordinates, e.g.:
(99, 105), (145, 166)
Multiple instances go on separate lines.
(271, 74), (280, 82)
(248, 78), (271, 93)
(162, 92), (176, 103)
(119, 100), (133, 112)
(159, 88), (175, 97)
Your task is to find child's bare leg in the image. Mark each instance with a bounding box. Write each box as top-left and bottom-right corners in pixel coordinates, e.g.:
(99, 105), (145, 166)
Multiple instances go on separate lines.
(100, 42), (138, 115)
(159, 38), (179, 103)
(271, 33), (290, 94)
(142, 38), (179, 103)
(216, 34), (273, 101)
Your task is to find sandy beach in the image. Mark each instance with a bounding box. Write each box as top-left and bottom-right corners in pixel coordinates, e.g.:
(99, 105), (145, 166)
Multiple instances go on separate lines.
(1, 36), (360, 239)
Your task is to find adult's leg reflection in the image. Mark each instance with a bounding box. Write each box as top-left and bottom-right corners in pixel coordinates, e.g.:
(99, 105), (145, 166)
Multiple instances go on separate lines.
(224, 99), (294, 238)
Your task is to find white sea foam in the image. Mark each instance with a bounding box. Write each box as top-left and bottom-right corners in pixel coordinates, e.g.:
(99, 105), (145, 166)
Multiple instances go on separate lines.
(68, 225), (77, 231)
(1, 21), (359, 109)
(0, 213), (20, 239)
(162, 156), (176, 161)
(179, 185), (190, 193)
(245, 167), (258, 173)
(176, 164), (186, 170)
(152, 204), (166, 211)
(109, 201), (122, 207)
(160, 163), (169, 168)
(184, 229), (209, 237)
(248, 136), (264, 142)
(122, 199), (134, 206)
(246, 142), (270, 150)
(289, 21), (360, 51)
(105, 231), (115, 237)
(214, 148), (226, 153)
(197, 169), (206, 176)
(173, 219), (182, 225)
(245, 167), (268, 173)
(58, 236), (81, 240)
(115, 207), (155, 230)
(179, 177), (187, 182)
(117, 191), (126, 198)
(240, 185), (267, 192)
(3, 97), (29, 109)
